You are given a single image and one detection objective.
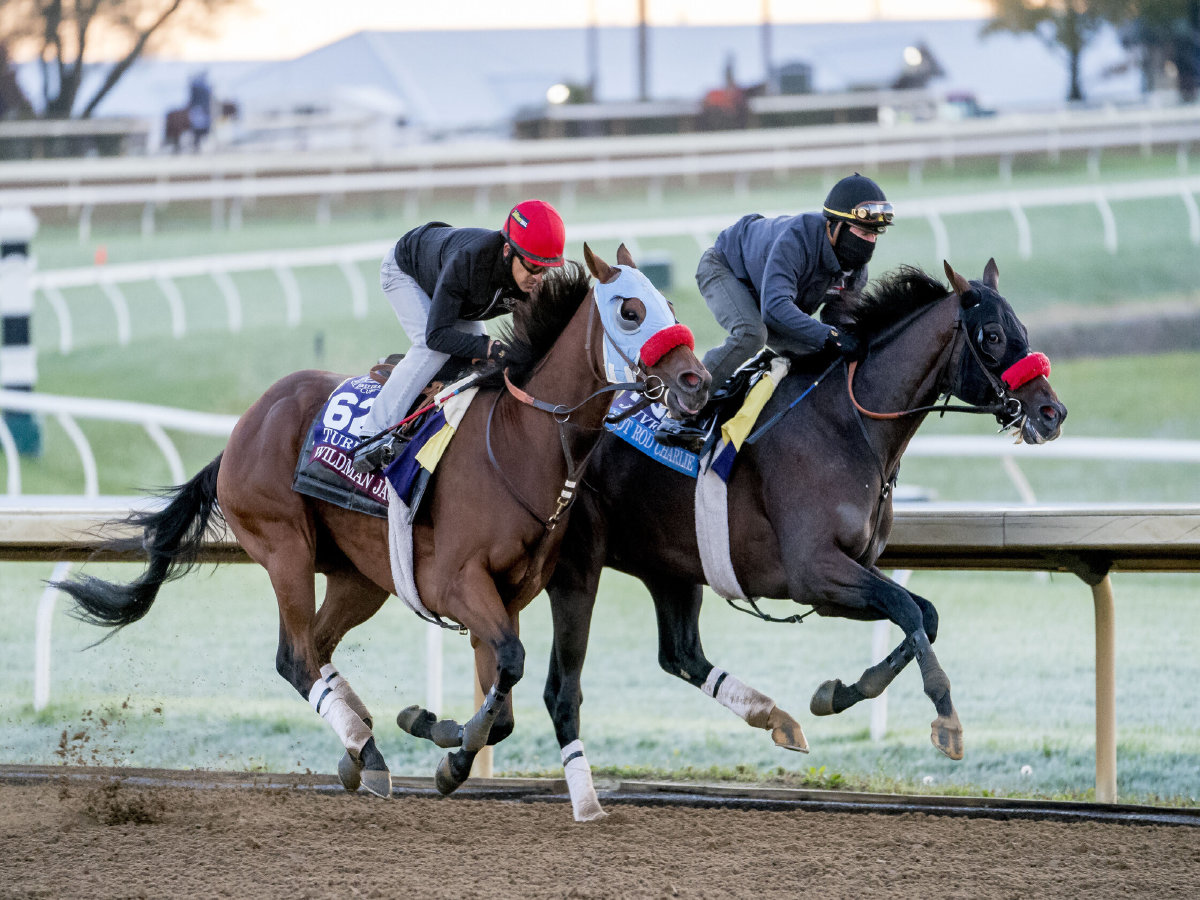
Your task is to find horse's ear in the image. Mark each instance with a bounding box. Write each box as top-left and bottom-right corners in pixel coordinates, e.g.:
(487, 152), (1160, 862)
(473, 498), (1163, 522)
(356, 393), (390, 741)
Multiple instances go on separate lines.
(616, 243), (637, 269)
(584, 243), (619, 284)
(943, 260), (974, 304)
(982, 257), (999, 292)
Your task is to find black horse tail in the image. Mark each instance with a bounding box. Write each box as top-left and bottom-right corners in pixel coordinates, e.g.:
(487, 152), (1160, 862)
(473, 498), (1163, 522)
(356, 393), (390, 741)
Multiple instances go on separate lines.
(55, 454), (225, 634)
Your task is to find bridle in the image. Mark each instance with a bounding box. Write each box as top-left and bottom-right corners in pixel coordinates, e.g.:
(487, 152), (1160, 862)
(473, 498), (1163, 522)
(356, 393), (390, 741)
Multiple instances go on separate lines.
(844, 288), (1047, 512)
(485, 284), (683, 532)
(847, 295), (1041, 429)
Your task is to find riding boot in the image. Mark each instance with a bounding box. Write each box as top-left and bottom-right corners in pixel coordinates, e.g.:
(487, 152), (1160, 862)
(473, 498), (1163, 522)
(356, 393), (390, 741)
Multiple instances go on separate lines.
(654, 415), (708, 453)
(351, 434), (400, 474)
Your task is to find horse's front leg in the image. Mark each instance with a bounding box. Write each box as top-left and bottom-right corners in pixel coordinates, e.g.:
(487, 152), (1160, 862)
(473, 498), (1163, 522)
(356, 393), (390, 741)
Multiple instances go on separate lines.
(809, 577), (941, 715)
(647, 575), (809, 753)
(398, 566), (524, 795)
(806, 564), (961, 760)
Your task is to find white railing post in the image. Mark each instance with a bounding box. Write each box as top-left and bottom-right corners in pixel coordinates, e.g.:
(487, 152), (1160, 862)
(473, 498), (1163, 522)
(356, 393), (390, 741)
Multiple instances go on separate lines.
(34, 562), (71, 711)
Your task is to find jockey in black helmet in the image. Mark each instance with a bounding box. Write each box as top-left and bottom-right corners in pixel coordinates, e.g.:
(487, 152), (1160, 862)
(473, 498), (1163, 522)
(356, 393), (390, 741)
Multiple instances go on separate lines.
(656, 173), (893, 452)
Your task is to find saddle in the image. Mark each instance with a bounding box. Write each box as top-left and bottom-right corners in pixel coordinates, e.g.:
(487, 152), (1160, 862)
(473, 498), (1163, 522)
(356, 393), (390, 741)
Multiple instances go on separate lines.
(699, 349), (782, 448)
(369, 353), (480, 440)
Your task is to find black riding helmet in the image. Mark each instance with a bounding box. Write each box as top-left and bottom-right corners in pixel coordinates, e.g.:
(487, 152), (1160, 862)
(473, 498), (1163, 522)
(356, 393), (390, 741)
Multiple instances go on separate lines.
(823, 173), (893, 234)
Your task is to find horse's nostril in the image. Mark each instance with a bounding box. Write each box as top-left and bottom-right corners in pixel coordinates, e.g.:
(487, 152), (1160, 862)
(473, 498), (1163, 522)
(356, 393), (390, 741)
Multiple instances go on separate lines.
(1041, 405), (1059, 421)
(683, 372), (701, 389)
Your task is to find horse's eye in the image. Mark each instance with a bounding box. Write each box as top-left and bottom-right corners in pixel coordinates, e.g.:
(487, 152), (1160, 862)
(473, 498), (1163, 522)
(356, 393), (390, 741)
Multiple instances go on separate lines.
(978, 325), (1005, 361)
(616, 298), (646, 332)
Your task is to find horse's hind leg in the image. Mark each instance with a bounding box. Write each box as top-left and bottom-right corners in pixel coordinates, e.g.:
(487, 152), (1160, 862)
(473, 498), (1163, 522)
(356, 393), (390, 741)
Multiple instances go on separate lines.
(312, 568), (390, 795)
(262, 554), (389, 796)
(648, 575), (808, 753)
(543, 525), (609, 821)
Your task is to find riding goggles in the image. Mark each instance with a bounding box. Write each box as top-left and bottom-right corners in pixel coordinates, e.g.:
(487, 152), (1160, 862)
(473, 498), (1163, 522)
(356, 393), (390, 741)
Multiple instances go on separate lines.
(825, 200), (895, 233)
(516, 253), (549, 276)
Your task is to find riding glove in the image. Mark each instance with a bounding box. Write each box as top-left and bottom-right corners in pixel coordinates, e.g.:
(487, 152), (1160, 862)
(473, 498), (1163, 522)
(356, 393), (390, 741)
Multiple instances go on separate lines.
(824, 328), (863, 361)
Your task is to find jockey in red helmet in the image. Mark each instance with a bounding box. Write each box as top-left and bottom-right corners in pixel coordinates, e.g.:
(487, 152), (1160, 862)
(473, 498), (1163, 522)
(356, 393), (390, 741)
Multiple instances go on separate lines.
(353, 200), (568, 473)
(503, 199), (567, 268)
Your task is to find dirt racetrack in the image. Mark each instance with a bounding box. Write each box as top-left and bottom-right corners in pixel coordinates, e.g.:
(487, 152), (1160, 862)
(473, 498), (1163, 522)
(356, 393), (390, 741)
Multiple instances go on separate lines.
(2, 770), (1197, 899)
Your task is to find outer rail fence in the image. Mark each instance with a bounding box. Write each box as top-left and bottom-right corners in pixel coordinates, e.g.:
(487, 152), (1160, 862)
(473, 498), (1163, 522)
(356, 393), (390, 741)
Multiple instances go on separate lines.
(4, 499), (1198, 804)
(5, 104), (1200, 240)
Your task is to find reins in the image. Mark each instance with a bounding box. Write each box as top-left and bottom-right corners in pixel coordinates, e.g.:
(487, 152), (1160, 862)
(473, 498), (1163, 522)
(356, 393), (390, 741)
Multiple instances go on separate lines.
(846, 315), (1011, 421)
(485, 370), (645, 531)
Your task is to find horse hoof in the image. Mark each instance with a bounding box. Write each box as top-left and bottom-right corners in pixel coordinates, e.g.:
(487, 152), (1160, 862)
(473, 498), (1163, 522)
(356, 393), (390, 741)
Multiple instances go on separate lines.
(930, 711), (964, 760)
(573, 801), (608, 823)
(360, 766), (392, 798)
(767, 706), (809, 753)
(809, 680), (840, 717)
(434, 756), (465, 796)
(396, 705), (436, 737)
(337, 751), (363, 792)
(430, 719), (464, 749)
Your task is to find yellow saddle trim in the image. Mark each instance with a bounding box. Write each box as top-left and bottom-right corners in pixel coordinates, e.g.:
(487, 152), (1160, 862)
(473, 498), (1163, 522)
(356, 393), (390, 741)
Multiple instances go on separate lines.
(413, 387), (479, 473)
(718, 357), (792, 452)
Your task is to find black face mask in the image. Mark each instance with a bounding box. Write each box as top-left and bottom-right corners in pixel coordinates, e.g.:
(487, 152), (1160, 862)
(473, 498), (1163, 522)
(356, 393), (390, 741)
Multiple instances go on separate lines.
(833, 228), (875, 270)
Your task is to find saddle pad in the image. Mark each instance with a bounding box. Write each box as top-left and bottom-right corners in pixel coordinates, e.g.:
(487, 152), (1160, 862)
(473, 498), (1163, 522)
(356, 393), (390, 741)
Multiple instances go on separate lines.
(605, 394), (701, 477)
(695, 355), (791, 601)
(292, 375), (479, 521)
(292, 374), (391, 518)
(383, 386), (479, 517)
(606, 355), (791, 480)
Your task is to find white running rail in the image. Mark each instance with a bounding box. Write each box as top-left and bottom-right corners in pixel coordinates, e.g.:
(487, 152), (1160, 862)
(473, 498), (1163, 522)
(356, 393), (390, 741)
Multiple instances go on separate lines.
(3, 387), (1199, 503)
(0, 389), (237, 496)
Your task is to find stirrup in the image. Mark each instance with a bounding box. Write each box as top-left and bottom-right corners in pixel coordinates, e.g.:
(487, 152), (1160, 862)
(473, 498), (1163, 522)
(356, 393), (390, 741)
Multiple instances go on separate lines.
(654, 416), (708, 453)
(351, 435), (399, 474)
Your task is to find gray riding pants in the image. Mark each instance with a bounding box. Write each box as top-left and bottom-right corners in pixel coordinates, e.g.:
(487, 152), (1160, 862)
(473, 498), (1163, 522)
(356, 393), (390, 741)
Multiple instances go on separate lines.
(696, 247), (766, 389)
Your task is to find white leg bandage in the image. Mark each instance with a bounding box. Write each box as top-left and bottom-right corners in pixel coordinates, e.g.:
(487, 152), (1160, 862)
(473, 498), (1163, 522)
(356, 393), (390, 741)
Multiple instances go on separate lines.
(702, 668), (775, 730)
(560, 740), (606, 822)
(309, 677), (372, 755)
(320, 664), (372, 725)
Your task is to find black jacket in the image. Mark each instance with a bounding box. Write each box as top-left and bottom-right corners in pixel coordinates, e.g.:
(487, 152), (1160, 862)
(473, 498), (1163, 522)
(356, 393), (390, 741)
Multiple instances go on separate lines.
(393, 223), (525, 360)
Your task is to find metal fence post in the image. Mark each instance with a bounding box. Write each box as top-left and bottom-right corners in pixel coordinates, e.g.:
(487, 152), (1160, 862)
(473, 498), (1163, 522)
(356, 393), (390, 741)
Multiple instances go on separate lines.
(0, 206), (40, 455)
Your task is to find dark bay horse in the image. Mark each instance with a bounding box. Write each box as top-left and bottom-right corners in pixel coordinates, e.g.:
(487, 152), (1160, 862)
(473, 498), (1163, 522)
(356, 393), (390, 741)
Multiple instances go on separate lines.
(543, 260), (1067, 820)
(56, 245), (709, 799)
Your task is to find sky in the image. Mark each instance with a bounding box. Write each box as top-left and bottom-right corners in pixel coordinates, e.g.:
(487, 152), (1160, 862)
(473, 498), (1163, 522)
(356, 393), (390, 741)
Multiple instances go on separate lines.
(173, 0), (993, 61)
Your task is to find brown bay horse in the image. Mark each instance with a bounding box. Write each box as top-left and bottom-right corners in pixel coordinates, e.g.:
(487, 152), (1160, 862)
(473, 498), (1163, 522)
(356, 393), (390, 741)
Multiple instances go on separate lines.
(56, 246), (710, 798)
(542, 260), (1068, 820)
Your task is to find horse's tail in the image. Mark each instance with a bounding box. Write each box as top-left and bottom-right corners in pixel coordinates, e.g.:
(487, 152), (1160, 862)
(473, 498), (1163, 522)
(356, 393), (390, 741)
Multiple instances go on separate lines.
(55, 454), (225, 634)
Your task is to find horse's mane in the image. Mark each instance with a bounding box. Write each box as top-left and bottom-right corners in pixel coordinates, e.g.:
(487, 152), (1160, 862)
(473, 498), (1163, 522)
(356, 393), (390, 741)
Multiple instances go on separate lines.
(839, 265), (949, 336)
(493, 261), (591, 386)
